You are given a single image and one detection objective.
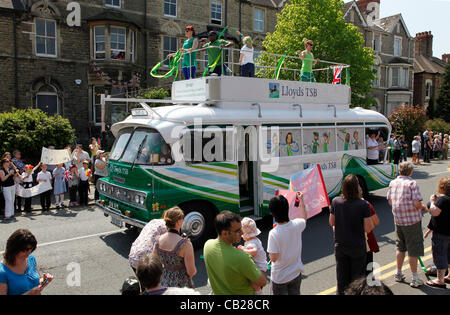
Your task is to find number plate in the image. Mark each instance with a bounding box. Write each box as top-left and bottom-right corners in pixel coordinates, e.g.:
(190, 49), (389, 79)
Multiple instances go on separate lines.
(110, 215), (123, 228)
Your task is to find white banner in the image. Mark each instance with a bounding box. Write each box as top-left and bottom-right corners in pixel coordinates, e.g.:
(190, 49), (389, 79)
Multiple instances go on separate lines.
(40, 147), (72, 165)
(16, 181), (52, 198)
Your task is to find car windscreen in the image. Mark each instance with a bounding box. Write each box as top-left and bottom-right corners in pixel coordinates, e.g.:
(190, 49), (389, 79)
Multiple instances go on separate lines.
(120, 128), (173, 165)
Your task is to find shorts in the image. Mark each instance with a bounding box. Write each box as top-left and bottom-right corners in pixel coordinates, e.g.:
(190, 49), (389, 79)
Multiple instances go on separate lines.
(431, 232), (450, 270)
(395, 221), (424, 257)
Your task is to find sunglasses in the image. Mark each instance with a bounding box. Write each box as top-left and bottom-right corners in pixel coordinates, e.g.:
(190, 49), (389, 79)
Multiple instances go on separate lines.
(22, 246), (34, 252)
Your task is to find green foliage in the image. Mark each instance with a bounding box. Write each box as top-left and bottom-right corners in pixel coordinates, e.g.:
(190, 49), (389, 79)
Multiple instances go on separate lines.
(388, 105), (427, 152)
(436, 61), (450, 122)
(256, 0), (376, 108)
(0, 109), (75, 163)
(137, 88), (170, 107)
(425, 118), (450, 135)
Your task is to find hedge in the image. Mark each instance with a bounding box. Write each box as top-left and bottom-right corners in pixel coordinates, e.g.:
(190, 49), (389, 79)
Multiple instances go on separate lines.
(0, 108), (75, 164)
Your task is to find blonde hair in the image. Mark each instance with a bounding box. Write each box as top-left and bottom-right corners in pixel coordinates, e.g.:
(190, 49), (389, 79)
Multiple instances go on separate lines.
(304, 39), (314, 48)
(162, 206), (185, 228)
(437, 177), (450, 196)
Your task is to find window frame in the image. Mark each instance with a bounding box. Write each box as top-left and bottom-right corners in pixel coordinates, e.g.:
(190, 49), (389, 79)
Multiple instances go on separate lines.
(211, 1), (223, 25)
(254, 8), (265, 33)
(130, 30), (136, 63)
(164, 0), (177, 18)
(35, 18), (57, 58)
(94, 26), (106, 60)
(373, 33), (381, 53)
(425, 80), (432, 99)
(394, 36), (402, 57)
(162, 36), (178, 68)
(105, 0), (121, 8)
(110, 26), (127, 60)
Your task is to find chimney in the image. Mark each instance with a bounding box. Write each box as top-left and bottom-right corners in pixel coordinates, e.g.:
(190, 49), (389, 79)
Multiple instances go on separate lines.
(443, 54), (450, 63)
(356, 0), (380, 14)
(415, 31), (433, 57)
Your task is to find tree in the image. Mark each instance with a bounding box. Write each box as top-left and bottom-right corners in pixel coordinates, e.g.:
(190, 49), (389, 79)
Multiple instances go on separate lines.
(257, 0), (376, 108)
(425, 118), (450, 135)
(137, 88), (169, 107)
(388, 105), (427, 154)
(0, 109), (75, 163)
(436, 61), (450, 122)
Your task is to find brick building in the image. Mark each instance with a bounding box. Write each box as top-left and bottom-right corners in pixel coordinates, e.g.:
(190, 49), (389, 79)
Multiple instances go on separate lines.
(343, 0), (415, 115)
(0, 0), (283, 145)
(413, 31), (447, 114)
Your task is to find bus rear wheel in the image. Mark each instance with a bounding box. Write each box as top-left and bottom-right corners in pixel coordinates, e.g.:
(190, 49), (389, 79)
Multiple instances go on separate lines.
(179, 201), (216, 249)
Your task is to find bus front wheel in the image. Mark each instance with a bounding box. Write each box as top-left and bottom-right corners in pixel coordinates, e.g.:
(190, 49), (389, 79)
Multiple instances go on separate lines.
(179, 201), (216, 249)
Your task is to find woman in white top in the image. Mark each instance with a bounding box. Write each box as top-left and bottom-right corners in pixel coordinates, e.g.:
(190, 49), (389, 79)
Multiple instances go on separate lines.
(411, 136), (421, 165)
(366, 132), (379, 165)
(239, 36), (255, 77)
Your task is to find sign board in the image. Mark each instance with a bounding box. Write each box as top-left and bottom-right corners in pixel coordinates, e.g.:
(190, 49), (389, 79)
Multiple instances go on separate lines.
(40, 147), (72, 165)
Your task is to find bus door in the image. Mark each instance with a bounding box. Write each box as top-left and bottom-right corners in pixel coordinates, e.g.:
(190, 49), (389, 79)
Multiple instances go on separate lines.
(237, 125), (260, 217)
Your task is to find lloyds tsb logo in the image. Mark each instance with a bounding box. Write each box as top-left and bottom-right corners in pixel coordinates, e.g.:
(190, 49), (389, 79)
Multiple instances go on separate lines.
(269, 83), (280, 99)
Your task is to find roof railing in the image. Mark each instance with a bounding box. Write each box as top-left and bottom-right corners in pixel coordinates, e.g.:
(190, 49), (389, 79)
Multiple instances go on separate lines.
(157, 46), (350, 85)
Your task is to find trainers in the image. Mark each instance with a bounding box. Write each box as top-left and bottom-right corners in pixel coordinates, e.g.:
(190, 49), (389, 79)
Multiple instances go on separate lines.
(410, 278), (424, 288)
(394, 273), (406, 282)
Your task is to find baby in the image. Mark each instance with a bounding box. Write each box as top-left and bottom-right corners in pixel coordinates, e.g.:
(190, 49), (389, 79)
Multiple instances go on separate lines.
(238, 217), (268, 294)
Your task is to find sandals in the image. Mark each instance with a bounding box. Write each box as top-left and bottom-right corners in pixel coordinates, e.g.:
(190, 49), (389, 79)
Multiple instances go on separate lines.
(426, 280), (447, 289)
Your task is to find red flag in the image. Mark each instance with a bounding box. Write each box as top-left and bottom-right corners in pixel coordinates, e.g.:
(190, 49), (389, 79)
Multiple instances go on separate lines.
(288, 164), (330, 219)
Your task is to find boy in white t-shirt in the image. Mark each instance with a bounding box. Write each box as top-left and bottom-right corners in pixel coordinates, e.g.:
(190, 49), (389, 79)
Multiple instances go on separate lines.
(238, 217), (268, 294)
(37, 163), (52, 211)
(267, 193), (307, 295)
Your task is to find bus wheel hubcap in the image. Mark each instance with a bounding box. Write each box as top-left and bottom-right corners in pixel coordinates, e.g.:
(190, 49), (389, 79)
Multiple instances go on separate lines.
(182, 211), (205, 239)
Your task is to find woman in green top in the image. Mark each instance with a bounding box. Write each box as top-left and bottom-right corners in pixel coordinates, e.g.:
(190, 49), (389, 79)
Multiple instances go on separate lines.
(181, 25), (198, 79)
(297, 39), (319, 82)
(168, 26), (198, 80)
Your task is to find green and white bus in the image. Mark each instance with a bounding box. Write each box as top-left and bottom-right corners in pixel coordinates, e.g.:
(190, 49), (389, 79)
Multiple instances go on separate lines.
(96, 75), (397, 248)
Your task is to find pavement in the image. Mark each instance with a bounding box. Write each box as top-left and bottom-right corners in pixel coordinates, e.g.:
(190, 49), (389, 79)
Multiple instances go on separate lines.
(1, 183), (96, 219)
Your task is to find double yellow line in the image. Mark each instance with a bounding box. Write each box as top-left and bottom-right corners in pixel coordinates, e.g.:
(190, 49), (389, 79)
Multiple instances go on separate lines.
(316, 246), (433, 295)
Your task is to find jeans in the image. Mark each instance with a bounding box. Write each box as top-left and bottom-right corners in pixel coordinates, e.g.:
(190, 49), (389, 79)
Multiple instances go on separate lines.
(241, 63), (255, 77)
(182, 66), (196, 80)
(335, 244), (366, 295)
(271, 274), (302, 295)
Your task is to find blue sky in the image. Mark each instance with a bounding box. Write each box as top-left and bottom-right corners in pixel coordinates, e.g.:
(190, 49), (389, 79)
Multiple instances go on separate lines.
(344, 0), (450, 58)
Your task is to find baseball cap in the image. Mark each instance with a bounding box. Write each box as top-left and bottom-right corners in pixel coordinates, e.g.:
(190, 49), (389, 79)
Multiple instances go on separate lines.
(208, 30), (218, 37)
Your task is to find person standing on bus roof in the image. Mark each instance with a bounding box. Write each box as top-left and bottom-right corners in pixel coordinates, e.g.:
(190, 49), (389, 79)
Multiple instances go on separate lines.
(199, 31), (233, 76)
(239, 35), (255, 77)
(297, 39), (319, 82)
(173, 25), (198, 80)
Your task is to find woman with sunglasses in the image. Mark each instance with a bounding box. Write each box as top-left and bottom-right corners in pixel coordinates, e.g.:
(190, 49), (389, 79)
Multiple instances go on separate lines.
(0, 229), (53, 295)
(296, 39), (319, 82)
(168, 25), (198, 80)
(1, 158), (20, 220)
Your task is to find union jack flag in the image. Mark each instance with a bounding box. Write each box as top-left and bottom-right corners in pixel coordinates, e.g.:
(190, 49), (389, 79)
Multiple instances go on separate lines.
(332, 66), (343, 85)
(64, 169), (72, 182)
